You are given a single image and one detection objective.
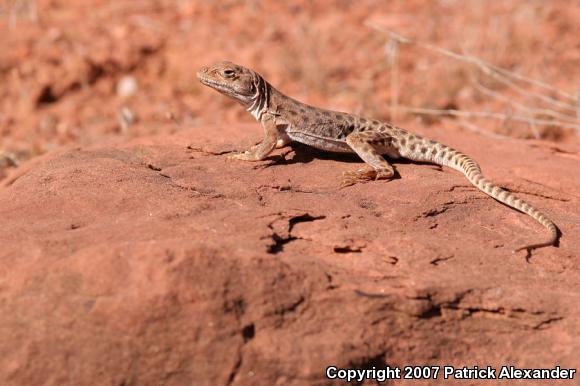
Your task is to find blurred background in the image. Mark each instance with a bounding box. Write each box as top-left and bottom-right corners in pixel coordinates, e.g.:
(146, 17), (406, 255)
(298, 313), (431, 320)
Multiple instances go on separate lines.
(1, 0), (579, 178)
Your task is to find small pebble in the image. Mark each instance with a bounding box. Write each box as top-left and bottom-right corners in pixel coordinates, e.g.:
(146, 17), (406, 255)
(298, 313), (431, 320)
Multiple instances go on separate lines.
(116, 76), (138, 98)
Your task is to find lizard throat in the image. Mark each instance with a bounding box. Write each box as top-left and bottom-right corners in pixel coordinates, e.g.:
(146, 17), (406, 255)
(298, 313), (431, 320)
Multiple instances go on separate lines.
(246, 75), (270, 121)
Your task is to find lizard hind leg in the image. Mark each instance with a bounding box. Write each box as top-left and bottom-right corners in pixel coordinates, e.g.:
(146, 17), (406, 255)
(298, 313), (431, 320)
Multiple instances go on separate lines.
(341, 132), (396, 187)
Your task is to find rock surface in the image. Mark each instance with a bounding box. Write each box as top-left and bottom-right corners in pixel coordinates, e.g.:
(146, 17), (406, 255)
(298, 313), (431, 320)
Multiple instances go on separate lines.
(0, 123), (578, 385)
(1, 0), (579, 174)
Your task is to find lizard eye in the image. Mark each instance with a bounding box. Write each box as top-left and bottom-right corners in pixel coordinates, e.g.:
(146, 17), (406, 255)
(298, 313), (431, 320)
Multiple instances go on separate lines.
(223, 69), (235, 78)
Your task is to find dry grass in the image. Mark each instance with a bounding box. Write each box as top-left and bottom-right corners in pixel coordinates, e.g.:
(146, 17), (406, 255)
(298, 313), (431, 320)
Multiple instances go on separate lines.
(365, 6), (580, 138)
(2, 0), (38, 28)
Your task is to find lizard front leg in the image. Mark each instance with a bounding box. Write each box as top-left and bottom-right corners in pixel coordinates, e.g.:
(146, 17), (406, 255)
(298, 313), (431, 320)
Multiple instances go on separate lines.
(275, 123), (292, 149)
(275, 133), (291, 149)
(341, 131), (396, 187)
(249, 130), (290, 151)
(229, 114), (278, 161)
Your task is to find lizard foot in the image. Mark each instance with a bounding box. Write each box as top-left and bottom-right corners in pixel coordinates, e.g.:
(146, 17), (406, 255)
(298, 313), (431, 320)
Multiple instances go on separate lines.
(340, 168), (394, 188)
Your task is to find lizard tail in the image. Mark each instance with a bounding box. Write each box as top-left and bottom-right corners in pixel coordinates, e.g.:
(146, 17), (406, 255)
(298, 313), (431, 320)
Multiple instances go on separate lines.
(447, 151), (559, 253)
(403, 141), (559, 253)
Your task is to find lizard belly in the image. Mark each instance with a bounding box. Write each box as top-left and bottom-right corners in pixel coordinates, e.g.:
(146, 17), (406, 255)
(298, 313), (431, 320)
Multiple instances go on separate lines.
(286, 130), (353, 153)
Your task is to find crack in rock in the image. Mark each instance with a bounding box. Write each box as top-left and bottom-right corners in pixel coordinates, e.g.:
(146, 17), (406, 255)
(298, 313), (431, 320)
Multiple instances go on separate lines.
(333, 245), (364, 253)
(274, 295), (305, 317)
(504, 183), (570, 202)
(256, 184), (321, 194)
(354, 289), (391, 299)
(430, 255), (454, 266)
(384, 256), (399, 265)
(531, 144), (580, 161)
(254, 185), (324, 206)
(186, 145), (236, 156)
(226, 350), (243, 386)
(415, 202), (454, 220)
(158, 174), (224, 198)
(227, 324), (256, 384)
(533, 317), (564, 330)
(265, 213), (326, 254)
(447, 184), (474, 192)
(146, 163), (162, 171)
(412, 291), (563, 329)
(414, 198), (486, 223)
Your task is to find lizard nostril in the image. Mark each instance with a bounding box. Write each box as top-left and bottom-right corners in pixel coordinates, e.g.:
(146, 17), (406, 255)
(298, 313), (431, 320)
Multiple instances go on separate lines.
(196, 67), (208, 79)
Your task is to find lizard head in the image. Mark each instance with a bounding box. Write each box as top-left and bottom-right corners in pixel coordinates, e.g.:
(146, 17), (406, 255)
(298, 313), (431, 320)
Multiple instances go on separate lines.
(197, 61), (259, 106)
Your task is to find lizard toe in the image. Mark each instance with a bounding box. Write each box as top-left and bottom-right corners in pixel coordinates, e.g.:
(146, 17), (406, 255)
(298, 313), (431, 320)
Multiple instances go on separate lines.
(375, 168), (395, 180)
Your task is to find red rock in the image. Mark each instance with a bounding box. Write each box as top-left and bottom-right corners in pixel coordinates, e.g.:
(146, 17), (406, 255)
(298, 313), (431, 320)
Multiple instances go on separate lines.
(0, 124), (578, 385)
(1, 2), (579, 384)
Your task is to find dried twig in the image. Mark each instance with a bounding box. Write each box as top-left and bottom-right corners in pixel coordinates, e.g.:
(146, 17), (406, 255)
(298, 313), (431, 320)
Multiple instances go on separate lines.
(365, 21), (579, 107)
(385, 38), (400, 121)
(475, 65), (578, 112)
(365, 20), (580, 136)
(7, 0), (38, 28)
(473, 81), (577, 123)
(457, 120), (516, 141)
(395, 106), (580, 131)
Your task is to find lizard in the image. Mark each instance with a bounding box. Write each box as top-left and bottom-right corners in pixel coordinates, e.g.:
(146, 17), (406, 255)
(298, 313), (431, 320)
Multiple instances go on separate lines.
(197, 61), (559, 255)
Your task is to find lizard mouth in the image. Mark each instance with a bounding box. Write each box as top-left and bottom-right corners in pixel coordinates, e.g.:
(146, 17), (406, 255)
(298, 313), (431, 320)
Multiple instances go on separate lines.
(196, 73), (231, 93)
(197, 73), (253, 103)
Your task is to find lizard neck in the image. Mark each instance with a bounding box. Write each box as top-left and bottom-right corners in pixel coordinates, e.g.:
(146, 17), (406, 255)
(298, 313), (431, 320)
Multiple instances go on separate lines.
(247, 77), (311, 123)
(247, 73), (273, 121)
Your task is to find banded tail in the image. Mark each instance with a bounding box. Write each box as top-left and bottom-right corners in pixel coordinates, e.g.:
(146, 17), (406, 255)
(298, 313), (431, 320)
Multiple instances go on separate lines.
(451, 152), (558, 253)
(403, 141), (559, 254)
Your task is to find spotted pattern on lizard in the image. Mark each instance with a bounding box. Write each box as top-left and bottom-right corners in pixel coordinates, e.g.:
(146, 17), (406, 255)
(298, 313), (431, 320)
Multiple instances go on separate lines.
(197, 61), (559, 255)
